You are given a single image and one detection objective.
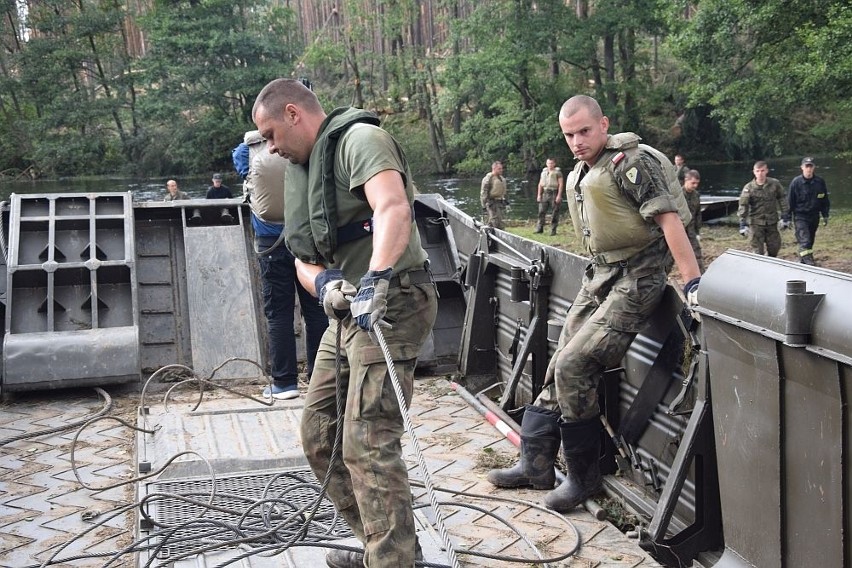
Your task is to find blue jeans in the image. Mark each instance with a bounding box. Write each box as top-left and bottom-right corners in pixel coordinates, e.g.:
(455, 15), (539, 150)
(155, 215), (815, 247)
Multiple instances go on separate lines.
(258, 240), (328, 388)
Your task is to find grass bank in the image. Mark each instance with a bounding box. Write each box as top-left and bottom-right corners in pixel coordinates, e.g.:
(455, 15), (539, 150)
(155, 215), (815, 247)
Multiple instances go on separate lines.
(506, 211), (852, 285)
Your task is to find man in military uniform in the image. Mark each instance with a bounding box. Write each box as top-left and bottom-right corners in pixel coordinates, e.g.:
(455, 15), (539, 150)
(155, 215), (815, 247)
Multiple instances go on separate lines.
(253, 78), (437, 568)
(788, 156), (830, 266)
(674, 154), (689, 185)
(737, 160), (790, 257)
(682, 169), (705, 272)
(535, 158), (564, 235)
(480, 160), (507, 229)
(163, 179), (188, 201)
(487, 95), (701, 513)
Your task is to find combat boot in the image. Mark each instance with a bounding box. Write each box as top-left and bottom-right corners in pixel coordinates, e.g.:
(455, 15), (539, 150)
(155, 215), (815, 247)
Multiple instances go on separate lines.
(487, 405), (561, 490)
(550, 226), (557, 236)
(801, 253), (816, 266)
(534, 225), (544, 234)
(326, 539), (423, 568)
(543, 418), (602, 512)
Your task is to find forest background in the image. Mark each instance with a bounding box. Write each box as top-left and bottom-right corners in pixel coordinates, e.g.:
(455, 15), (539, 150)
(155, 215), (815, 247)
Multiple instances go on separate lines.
(1, 0), (850, 180)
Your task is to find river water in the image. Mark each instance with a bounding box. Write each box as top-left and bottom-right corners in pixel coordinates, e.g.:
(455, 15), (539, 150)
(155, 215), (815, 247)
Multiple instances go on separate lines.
(0, 155), (848, 221)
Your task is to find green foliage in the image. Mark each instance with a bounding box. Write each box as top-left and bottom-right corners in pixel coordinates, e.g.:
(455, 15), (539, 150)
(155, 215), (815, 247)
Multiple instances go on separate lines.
(0, 0), (849, 178)
(669, 0), (852, 158)
(136, 0), (300, 174)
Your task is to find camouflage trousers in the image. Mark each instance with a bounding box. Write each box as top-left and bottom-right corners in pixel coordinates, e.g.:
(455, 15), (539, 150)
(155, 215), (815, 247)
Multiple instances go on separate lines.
(536, 190), (562, 232)
(749, 224), (782, 257)
(483, 198), (506, 230)
(535, 263), (667, 421)
(300, 280), (437, 568)
(685, 226), (705, 272)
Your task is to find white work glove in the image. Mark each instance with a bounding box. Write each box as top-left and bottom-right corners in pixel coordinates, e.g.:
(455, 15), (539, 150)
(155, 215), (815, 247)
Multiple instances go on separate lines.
(738, 222), (750, 238)
(350, 268), (393, 334)
(683, 277), (701, 321)
(778, 219), (790, 230)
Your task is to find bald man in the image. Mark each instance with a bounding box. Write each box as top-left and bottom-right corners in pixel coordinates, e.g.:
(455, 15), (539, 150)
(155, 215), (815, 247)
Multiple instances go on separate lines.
(488, 95), (700, 513)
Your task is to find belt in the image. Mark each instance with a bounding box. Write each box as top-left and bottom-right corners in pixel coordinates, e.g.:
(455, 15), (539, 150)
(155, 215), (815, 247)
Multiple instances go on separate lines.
(388, 267), (432, 288)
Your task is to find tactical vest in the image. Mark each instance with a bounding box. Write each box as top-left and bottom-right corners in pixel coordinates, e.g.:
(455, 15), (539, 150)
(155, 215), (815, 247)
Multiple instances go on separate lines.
(566, 133), (691, 263)
(540, 167), (561, 190)
(483, 173), (507, 199)
(284, 108), (383, 264)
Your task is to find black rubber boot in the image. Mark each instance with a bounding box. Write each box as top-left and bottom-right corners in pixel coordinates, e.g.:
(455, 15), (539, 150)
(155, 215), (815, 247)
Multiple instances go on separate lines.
(326, 540), (423, 567)
(487, 405), (561, 490)
(543, 418), (602, 512)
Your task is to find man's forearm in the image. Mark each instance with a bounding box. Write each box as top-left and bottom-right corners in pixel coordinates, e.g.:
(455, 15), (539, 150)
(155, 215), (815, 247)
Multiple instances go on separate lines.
(657, 211), (700, 282)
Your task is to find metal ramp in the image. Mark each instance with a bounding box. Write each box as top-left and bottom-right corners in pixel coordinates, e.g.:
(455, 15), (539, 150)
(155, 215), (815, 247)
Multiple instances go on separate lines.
(2, 192), (139, 391)
(182, 210), (262, 379)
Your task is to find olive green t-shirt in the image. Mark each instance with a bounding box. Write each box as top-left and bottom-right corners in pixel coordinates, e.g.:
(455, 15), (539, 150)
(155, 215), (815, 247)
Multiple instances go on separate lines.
(330, 122), (428, 283)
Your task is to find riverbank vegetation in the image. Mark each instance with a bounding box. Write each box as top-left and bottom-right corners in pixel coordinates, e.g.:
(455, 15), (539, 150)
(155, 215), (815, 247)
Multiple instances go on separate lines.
(513, 211), (852, 278)
(1, 1), (850, 179)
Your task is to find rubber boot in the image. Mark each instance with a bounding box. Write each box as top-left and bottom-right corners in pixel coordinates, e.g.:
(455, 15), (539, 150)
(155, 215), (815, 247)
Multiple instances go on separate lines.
(487, 405), (561, 490)
(326, 539), (423, 568)
(543, 418), (602, 512)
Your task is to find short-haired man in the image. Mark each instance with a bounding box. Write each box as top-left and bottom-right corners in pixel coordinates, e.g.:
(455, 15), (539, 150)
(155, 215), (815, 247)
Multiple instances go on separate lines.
(737, 161), (790, 257)
(674, 154), (689, 185)
(487, 95), (700, 513)
(480, 160), (507, 229)
(253, 78), (437, 568)
(205, 173), (233, 199)
(788, 157), (830, 266)
(164, 179), (188, 201)
(683, 169), (705, 272)
(535, 158), (564, 235)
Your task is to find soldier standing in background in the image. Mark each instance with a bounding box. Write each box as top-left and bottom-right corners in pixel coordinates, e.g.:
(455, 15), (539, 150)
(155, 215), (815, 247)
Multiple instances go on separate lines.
(535, 158), (564, 235)
(737, 160), (790, 257)
(481, 160), (507, 229)
(682, 169), (705, 272)
(674, 154), (689, 185)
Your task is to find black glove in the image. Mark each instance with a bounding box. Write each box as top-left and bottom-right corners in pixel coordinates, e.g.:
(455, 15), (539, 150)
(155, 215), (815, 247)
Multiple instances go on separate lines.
(350, 268), (393, 333)
(315, 269), (356, 320)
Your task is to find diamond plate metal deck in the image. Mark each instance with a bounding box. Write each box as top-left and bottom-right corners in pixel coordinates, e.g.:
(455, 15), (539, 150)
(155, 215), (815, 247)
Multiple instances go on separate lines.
(1, 378), (665, 567)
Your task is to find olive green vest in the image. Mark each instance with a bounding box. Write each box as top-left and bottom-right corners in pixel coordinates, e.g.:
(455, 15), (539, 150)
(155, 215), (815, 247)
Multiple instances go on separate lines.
(284, 108), (381, 264)
(566, 133), (691, 263)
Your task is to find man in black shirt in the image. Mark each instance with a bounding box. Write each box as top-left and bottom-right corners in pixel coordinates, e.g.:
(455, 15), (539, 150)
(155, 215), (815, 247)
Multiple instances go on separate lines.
(788, 157), (830, 265)
(206, 173), (233, 199)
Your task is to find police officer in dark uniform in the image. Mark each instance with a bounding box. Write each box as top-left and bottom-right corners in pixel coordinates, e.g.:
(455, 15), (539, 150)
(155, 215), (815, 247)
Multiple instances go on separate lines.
(788, 157), (830, 265)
